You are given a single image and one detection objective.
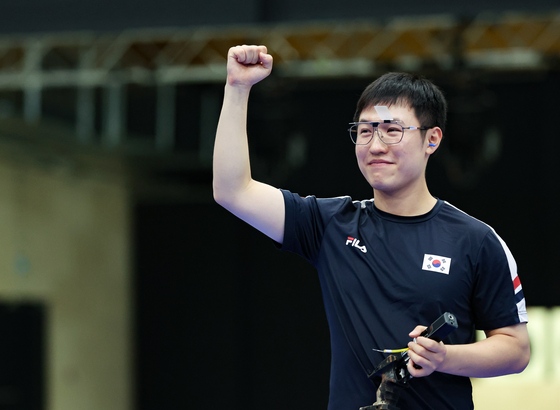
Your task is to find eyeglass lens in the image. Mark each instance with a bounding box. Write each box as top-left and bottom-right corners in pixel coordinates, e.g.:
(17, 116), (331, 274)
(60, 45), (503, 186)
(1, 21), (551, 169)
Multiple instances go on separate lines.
(349, 123), (404, 145)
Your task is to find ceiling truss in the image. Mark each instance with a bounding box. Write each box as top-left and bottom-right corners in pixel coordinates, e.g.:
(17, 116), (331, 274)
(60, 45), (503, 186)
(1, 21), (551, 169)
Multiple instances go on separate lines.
(0, 11), (559, 156)
(0, 12), (558, 89)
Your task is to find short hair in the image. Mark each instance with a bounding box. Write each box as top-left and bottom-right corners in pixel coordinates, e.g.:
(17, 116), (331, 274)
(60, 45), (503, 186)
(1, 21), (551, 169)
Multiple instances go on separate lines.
(353, 72), (447, 135)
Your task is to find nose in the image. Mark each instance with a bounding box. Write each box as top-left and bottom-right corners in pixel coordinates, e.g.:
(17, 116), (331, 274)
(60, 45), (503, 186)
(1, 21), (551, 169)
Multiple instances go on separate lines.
(368, 129), (388, 153)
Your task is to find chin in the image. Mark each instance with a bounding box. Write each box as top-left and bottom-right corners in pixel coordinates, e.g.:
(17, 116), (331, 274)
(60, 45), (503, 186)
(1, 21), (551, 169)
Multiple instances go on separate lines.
(369, 181), (389, 191)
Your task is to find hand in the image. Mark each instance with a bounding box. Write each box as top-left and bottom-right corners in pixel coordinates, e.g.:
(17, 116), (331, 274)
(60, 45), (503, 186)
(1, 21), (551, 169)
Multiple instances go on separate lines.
(226, 45), (273, 88)
(406, 325), (447, 377)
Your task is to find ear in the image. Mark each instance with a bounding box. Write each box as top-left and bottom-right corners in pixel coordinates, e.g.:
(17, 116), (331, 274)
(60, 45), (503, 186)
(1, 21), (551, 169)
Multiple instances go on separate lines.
(426, 127), (443, 154)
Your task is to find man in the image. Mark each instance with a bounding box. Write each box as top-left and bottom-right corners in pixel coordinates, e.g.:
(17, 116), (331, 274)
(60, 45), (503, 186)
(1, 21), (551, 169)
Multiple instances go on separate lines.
(213, 45), (530, 410)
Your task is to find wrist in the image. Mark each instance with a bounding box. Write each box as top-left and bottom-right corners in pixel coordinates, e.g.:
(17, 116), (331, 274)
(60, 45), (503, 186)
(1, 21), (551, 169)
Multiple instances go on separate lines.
(224, 82), (252, 99)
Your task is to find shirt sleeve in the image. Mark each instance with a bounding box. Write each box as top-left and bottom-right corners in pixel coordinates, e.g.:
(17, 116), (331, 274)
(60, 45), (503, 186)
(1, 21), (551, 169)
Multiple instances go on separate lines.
(279, 189), (350, 265)
(471, 229), (528, 330)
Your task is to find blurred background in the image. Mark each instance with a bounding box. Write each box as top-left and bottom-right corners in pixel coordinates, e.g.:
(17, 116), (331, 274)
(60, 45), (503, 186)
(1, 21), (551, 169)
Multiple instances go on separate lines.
(0, 0), (558, 409)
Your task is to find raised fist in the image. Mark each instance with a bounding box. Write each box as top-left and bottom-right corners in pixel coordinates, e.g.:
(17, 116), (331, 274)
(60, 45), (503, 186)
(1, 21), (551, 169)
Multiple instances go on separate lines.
(226, 45), (273, 87)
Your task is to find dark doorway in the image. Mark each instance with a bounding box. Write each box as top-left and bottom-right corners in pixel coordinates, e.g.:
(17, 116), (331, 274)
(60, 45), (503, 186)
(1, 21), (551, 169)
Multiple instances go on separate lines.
(0, 302), (45, 410)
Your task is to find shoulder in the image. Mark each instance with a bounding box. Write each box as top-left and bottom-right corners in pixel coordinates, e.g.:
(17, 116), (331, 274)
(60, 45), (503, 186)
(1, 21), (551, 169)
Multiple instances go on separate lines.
(437, 201), (494, 235)
(281, 189), (368, 214)
(439, 200), (515, 262)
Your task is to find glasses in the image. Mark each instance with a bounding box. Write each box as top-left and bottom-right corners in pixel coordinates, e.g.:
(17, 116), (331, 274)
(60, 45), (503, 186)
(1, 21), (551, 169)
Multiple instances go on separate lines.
(348, 121), (430, 145)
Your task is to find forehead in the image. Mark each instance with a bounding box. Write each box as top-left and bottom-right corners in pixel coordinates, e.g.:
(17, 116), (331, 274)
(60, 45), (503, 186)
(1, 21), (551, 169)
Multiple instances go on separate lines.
(359, 104), (418, 123)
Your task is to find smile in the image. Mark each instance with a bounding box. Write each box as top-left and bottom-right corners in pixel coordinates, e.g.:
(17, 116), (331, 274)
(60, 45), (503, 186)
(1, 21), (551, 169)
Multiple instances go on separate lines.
(368, 159), (393, 166)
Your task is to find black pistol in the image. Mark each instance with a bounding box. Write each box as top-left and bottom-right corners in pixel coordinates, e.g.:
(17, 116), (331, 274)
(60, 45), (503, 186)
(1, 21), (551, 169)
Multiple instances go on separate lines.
(360, 312), (458, 410)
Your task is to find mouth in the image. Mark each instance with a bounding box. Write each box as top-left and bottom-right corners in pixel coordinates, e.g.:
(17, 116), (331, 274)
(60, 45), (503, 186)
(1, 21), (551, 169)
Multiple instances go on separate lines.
(368, 159), (393, 166)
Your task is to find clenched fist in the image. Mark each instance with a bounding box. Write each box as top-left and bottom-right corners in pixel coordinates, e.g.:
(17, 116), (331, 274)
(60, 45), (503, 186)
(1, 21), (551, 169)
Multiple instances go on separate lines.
(227, 45), (273, 88)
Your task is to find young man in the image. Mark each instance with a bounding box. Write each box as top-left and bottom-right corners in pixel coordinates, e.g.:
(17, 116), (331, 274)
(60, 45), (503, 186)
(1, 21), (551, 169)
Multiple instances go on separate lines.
(213, 45), (530, 410)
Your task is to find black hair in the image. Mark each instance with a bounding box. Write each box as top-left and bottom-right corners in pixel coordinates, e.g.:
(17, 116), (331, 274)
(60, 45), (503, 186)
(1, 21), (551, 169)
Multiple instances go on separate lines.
(353, 72), (447, 135)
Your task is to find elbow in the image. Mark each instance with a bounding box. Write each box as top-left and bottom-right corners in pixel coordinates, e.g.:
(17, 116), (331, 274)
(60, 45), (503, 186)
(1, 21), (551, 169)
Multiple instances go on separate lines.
(212, 181), (237, 210)
(212, 181), (227, 208)
(491, 322), (531, 376)
(213, 176), (252, 209)
(508, 339), (531, 375)
(514, 345), (531, 374)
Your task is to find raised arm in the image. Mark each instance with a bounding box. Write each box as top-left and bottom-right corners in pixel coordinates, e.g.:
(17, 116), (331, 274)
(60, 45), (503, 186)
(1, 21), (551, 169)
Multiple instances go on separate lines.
(213, 45), (286, 243)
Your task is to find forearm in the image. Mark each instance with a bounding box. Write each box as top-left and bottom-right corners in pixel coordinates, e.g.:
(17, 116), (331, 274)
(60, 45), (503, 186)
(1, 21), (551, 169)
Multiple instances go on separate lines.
(213, 84), (254, 206)
(438, 325), (530, 378)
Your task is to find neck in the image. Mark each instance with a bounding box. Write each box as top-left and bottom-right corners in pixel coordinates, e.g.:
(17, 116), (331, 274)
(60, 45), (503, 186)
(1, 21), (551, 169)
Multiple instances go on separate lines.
(373, 184), (436, 216)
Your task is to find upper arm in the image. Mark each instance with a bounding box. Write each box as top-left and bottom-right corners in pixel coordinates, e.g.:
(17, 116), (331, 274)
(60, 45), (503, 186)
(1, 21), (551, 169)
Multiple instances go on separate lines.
(484, 322), (530, 347)
(485, 322), (528, 337)
(215, 179), (286, 244)
(484, 322), (531, 372)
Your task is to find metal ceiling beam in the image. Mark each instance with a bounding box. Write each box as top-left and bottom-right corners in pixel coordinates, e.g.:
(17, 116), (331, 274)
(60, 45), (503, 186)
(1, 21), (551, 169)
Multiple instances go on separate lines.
(0, 11), (559, 90)
(0, 11), (559, 158)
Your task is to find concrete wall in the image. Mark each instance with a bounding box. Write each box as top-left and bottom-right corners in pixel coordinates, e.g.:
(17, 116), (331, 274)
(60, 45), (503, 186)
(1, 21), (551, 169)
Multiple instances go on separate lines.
(0, 149), (132, 410)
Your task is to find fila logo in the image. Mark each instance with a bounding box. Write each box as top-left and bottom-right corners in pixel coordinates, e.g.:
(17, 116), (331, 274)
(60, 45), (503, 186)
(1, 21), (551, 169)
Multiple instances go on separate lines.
(422, 254), (452, 275)
(346, 237), (367, 253)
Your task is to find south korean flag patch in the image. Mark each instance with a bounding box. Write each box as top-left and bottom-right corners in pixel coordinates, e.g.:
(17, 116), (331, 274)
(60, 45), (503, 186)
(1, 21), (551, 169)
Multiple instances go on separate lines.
(422, 254), (452, 275)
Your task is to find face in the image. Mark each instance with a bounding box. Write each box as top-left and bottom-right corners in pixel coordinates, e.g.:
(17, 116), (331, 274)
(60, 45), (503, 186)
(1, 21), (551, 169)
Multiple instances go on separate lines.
(355, 104), (436, 196)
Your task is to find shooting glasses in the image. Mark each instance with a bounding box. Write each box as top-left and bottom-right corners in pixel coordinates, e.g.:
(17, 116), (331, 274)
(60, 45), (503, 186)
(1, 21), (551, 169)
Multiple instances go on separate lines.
(348, 121), (430, 145)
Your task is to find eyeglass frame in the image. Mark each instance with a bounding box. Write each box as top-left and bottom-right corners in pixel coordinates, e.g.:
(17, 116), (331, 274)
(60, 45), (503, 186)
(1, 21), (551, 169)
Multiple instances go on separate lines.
(348, 120), (431, 145)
